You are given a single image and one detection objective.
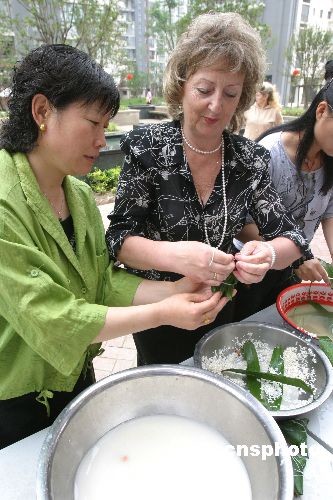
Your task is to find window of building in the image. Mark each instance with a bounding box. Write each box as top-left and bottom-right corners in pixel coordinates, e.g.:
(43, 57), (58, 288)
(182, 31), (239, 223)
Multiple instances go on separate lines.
(301, 4), (309, 23)
(320, 10), (323, 18)
(329, 11), (332, 19)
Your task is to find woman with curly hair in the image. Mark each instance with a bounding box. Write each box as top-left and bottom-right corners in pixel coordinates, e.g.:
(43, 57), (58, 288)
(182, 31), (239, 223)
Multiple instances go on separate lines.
(106, 12), (313, 366)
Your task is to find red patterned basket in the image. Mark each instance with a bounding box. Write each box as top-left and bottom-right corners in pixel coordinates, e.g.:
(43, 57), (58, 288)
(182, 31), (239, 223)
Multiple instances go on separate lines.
(276, 283), (333, 338)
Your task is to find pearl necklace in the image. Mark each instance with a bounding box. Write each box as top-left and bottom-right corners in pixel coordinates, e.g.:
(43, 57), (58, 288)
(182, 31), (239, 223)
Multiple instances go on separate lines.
(194, 136), (228, 250)
(181, 125), (223, 155)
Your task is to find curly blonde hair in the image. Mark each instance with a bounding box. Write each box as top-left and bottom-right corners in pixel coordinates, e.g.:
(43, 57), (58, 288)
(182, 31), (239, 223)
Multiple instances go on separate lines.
(163, 12), (266, 132)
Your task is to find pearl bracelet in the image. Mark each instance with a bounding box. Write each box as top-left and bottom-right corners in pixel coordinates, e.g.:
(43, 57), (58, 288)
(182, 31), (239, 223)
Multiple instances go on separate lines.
(261, 241), (276, 269)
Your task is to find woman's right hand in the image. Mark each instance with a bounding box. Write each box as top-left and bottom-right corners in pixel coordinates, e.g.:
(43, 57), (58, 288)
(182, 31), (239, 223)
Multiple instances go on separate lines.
(158, 289), (230, 330)
(173, 241), (235, 285)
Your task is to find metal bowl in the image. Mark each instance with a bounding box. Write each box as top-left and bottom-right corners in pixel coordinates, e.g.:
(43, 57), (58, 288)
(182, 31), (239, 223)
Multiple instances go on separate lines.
(37, 365), (293, 500)
(277, 282), (333, 338)
(194, 322), (333, 420)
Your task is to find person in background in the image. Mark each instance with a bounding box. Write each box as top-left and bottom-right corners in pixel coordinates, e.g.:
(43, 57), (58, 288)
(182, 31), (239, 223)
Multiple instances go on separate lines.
(0, 44), (229, 448)
(243, 81), (283, 140)
(233, 81), (333, 320)
(324, 60), (333, 83)
(146, 88), (152, 104)
(106, 13), (313, 366)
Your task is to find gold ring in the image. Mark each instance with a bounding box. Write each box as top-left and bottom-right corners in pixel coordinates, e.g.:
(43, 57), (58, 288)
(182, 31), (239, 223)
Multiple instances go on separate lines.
(213, 272), (217, 280)
(203, 317), (211, 325)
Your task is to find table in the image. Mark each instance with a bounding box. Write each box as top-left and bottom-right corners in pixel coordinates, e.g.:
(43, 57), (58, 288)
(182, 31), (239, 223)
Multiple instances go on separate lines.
(1, 305), (333, 499)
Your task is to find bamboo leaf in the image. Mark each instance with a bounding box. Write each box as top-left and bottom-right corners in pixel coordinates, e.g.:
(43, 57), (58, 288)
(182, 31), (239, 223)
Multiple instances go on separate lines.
(211, 273), (238, 299)
(279, 419), (309, 497)
(318, 258), (333, 278)
(279, 418), (309, 448)
(241, 340), (262, 401)
(308, 300), (333, 318)
(292, 455), (307, 496)
(222, 368), (313, 394)
(266, 345), (284, 410)
(318, 336), (333, 365)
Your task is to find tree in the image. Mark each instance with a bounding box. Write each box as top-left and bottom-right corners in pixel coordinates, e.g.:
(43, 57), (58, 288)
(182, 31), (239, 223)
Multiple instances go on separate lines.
(148, 0), (182, 54)
(0, 0), (126, 72)
(286, 27), (333, 107)
(0, 1), (15, 95)
(177, 0), (270, 47)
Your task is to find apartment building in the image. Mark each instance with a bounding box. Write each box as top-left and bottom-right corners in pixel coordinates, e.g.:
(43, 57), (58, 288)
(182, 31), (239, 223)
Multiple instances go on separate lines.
(264, 0), (333, 105)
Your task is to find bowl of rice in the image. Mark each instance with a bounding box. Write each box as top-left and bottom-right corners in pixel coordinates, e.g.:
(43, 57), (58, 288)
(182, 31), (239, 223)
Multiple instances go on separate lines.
(276, 283), (333, 339)
(194, 321), (333, 419)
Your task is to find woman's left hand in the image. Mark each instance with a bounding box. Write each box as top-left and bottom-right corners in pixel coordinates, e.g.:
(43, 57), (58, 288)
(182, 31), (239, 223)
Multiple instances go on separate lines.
(233, 240), (272, 284)
(294, 258), (330, 285)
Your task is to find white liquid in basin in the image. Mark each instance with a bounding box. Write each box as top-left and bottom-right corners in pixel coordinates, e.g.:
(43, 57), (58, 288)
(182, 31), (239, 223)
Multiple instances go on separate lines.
(74, 414), (252, 500)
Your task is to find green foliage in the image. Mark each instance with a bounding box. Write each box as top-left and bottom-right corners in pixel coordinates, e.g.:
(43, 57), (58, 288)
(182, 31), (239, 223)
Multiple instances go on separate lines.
(282, 107), (304, 117)
(86, 167), (121, 194)
(125, 69), (148, 98)
(106, 122), (119, 132)
(0, 2), (16, 92)
(0, 0), (126, 70)
(148, 0), (182, 52)
(285, 26), (333, 106)
(177, 0), (270, 47)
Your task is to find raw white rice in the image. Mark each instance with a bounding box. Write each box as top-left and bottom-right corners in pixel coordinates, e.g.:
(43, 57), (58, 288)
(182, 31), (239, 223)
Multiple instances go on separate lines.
(201, 332), (317, 410)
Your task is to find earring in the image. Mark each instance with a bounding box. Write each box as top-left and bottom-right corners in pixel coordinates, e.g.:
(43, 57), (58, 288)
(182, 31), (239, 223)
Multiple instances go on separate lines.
(178, 104), (183, 113)
(40, 123), (46, 132)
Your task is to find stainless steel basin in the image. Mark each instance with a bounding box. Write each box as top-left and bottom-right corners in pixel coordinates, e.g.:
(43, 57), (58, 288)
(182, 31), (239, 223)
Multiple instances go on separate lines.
(37, 365), (293, 499)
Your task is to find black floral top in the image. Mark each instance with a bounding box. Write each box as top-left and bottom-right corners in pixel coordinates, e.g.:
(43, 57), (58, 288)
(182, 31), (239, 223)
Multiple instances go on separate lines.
(106, 120), (312, 281)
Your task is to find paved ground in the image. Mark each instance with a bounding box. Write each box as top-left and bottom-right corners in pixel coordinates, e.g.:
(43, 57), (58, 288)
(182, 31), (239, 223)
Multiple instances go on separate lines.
(94, 202), (331, 380)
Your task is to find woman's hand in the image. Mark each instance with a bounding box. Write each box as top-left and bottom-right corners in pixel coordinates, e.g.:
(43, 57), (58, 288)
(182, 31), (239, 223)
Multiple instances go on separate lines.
(173, 241), (235, 285)
(158, 289), (230, 330)
(294, 258), (330, 285)
(172, 276), (213, 295)
(233, 240), (272, 284)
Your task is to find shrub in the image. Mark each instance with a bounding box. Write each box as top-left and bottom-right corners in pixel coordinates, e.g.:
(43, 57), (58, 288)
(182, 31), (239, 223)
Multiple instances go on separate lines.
(282, 107), (304, 117)
(106, 122), (119, 132)
(86, 167), (121, 194)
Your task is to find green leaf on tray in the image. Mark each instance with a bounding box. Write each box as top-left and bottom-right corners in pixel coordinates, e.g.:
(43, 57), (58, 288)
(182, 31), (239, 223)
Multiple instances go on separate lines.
(308, 300), (333, 318)
(266, 345), (284, 410)
(318, 336), (333, 365)
(221, 368), (313, 394)
(241, 340), (262, 402)
(211, 273), (238, 299)
(318, 258), (333, 288)
(318, 258), (333, 278)
(279, 419), (309, 497)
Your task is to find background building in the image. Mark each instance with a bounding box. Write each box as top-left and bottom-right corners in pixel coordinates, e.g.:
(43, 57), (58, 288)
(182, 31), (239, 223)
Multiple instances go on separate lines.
(263, 0), (333, 105)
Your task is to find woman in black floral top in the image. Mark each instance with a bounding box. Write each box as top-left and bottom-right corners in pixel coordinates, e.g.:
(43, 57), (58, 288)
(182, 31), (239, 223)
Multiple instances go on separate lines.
(106, 13), (313, 364)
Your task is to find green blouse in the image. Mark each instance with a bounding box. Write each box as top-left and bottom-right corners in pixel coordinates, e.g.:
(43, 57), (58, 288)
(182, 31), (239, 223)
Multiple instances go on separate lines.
(0, 150), (141, 399)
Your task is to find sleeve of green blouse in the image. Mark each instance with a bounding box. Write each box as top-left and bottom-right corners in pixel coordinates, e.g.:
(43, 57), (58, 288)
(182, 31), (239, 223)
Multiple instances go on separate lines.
(102, 263), (142, 307)
(0, 232), (140, 375)
(0, 234), (109, 376)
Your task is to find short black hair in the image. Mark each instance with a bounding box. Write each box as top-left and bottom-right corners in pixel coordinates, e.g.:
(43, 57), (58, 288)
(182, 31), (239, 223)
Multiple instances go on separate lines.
(257, 80), (333, 195)
(324, 60), (333, 82)
(0, 44), (120, 153)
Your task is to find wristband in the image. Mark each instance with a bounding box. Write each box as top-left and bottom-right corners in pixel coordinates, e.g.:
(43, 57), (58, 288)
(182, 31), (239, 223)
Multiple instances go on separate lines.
(261, 241), (276, 269)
